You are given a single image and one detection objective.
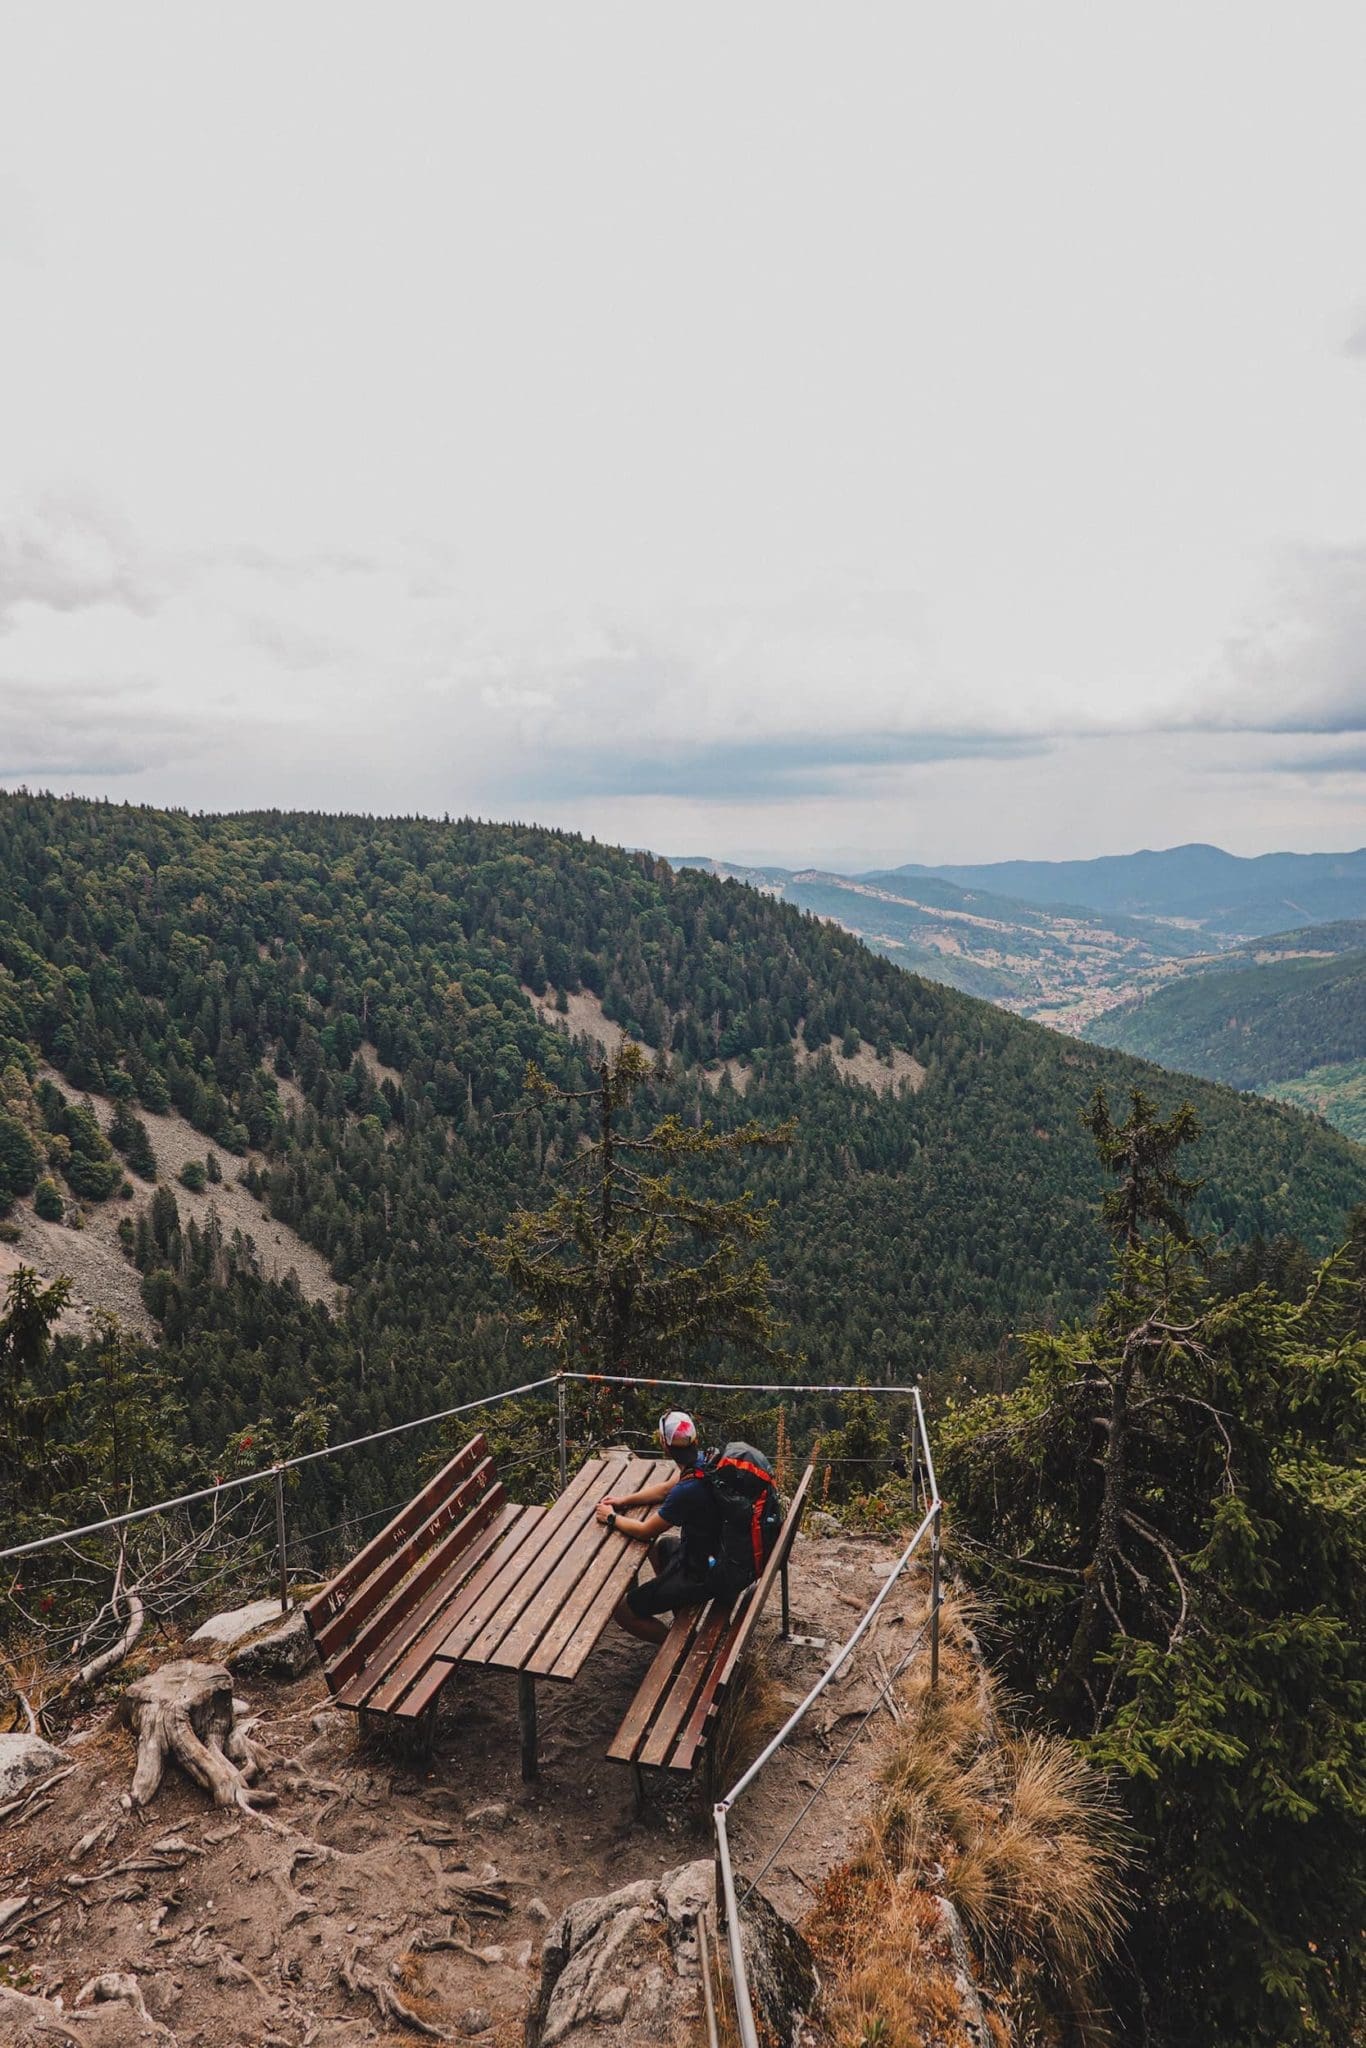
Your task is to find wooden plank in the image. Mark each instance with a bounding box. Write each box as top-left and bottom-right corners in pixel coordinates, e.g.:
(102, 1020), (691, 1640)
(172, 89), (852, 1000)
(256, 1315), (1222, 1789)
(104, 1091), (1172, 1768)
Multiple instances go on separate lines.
(544, 1463), (683, 1679)
(391, 1651), (458, 1722)
(305, 1434), (487, 1642)
(605, 1607), (708, 1763)
(364, 1504), (544, 1713)
(496, 1454), (663, 1674)
(311, 1449), (497, 1664)
(637, 1602), (736, 1769)
(459, 1452), (632, 1667)
(668, 1618), (744, 1773)
(324, 1471), (505, 1694)
(336, 1501), (522, 1710)
(439, 1454), (630, 1666)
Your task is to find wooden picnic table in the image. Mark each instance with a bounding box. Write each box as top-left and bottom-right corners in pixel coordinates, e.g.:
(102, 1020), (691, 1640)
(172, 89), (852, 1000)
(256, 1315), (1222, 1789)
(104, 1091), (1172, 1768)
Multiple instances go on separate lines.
(420, 1448), (674, 1777)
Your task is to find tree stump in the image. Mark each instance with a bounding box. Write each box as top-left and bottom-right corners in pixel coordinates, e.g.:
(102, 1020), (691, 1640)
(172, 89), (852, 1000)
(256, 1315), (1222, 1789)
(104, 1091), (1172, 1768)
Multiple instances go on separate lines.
(119, 1659), (275, 1812)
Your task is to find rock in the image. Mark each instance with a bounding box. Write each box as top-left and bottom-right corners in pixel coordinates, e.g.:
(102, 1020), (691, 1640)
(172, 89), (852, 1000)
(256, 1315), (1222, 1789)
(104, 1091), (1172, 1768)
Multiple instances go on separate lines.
(226, 1611), (316, 1682)
(459, 2008), (493, 2036)
(527, 1896), (552, 1922)
(189, 1597), (287, 1647)
(466, 1799), (510, 1831)
(0, 1734), (65, 1802)
(527, 1859), (816, 2048)
(806, 1510), (841, 1537)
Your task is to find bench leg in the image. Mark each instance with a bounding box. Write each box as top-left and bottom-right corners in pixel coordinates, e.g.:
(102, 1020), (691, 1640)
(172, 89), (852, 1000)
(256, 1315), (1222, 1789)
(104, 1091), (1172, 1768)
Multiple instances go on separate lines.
(780, 1559), (791, 1640)
(631, 1761), (646, 1818)
(518, 1672), (538, 1782)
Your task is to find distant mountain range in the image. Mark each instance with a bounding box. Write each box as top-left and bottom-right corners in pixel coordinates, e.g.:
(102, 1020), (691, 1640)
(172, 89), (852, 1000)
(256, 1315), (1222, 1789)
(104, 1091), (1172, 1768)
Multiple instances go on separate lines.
(675, 846), (1366, 1139)
(886, 843), (1366, 937)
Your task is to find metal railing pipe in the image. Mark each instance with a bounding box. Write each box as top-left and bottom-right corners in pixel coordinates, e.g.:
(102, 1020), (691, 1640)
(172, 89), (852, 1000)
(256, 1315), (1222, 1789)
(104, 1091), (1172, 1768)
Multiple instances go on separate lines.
(0, 1372), (562, 1564)
(714, 1804), (762, 2048)
(912, 1386), (940, 1506)
(565, 1372), (923, 1396)
(718, 1503), (936, 1811)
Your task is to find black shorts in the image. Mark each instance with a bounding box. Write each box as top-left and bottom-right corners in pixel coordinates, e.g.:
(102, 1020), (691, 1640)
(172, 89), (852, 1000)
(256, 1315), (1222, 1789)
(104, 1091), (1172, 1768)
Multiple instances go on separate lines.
(625, 1531), (719, 1620)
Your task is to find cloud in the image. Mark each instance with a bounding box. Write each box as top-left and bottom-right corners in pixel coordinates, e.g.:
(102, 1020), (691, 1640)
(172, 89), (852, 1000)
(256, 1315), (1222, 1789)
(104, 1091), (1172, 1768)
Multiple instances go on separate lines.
(510, 729), (1050, 803)
(1345, 310), (1366, 359)
(0, 683), (202, 780)
(1206, 546), (1366, 739)
(0, 496), (167, 626)
(1252, 735), (1366, 779)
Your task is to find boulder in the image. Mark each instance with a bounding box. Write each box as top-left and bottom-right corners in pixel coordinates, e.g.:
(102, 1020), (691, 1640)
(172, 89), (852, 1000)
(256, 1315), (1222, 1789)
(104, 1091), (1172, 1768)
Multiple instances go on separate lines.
(189, 1596), (289, 1648)
(225, 1610), (315, 1681)
(526, 1858), (816, 2048)
(0, 1733), (65, 1802)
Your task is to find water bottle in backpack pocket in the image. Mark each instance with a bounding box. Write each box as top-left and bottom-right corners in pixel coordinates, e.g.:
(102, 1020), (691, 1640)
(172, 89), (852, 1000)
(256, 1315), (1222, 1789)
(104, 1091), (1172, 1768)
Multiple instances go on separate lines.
(702, 1442), (783, 1598)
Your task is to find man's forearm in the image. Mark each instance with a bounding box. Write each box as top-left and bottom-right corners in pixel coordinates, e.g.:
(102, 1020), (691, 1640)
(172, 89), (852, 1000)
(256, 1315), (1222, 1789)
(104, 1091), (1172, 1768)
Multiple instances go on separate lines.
(616, 1479), (671, 1510)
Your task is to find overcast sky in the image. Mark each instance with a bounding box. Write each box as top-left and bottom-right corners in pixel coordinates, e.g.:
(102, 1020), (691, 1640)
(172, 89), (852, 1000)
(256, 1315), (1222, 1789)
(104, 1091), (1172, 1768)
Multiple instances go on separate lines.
(2, 5), (1365, 868)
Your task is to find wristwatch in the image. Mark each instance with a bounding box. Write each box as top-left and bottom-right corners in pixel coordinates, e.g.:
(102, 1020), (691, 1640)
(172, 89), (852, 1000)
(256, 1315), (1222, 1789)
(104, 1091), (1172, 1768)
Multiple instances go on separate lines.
(608, 1510), (619, 1531)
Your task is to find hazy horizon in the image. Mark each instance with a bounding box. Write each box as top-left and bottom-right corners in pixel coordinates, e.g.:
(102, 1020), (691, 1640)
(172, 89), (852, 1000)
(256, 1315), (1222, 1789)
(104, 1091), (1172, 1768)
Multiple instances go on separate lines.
(3, 6), (1365, 866)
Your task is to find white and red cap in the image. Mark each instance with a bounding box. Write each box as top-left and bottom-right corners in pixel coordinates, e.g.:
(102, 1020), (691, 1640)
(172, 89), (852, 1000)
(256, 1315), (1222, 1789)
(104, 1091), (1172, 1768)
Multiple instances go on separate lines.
(658, 1410), (698, 1451)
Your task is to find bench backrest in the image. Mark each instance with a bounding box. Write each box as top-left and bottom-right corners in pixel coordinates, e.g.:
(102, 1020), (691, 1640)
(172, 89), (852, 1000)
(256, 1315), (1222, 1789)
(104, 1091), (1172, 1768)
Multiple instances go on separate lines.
(304, 1432), (501, 1673)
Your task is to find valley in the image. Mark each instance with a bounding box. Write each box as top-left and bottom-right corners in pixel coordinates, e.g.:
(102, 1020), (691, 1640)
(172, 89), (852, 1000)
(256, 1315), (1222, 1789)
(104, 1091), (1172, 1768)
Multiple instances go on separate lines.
(682, 849), (1366, 1138)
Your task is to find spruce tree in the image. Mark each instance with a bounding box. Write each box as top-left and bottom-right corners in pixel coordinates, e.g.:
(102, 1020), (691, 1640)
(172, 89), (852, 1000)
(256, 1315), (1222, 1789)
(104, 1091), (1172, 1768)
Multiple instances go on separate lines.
(480, 1043), (794, 1376)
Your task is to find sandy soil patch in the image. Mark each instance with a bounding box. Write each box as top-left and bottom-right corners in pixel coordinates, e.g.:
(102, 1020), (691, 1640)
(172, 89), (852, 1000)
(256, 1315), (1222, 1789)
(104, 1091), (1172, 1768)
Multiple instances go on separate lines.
(698, 1058), (753, 1096)
(356, 1043), (403, 1091)
(0, 1531), (928, 2044)
(523, 987), (638, 1060)
(794, 1034), (926, 1097)
(8, 1071), (345, 1338)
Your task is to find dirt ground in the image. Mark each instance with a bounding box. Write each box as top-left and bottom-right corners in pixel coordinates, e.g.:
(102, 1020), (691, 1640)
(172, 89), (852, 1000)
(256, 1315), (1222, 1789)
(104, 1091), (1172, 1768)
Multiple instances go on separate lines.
(0, 1532), (929, 2046)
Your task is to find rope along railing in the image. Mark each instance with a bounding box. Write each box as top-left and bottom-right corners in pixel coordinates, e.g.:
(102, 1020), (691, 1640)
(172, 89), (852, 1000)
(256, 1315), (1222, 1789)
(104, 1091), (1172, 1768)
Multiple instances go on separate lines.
(712, 1384), (943, 2048)
(0, 1369), (927, 1588)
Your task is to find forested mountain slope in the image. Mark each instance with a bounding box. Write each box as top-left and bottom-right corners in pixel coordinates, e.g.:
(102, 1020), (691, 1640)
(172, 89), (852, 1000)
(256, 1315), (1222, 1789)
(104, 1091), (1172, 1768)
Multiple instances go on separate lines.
(1087, 923), (1366, 1140)
(678, 854), (1207, 1019)
(0, 793), (1362, 1501)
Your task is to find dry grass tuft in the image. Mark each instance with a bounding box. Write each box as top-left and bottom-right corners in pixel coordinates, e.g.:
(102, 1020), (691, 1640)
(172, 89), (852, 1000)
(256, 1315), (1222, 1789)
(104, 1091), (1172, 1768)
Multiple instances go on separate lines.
(809, 1598), (1129, 2048)
(947, 1733), (1130, 1979)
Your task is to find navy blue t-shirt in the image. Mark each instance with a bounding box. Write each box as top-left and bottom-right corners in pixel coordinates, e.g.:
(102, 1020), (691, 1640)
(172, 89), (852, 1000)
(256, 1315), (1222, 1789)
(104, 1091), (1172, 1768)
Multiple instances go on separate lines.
(658, 1473), (723, 1573)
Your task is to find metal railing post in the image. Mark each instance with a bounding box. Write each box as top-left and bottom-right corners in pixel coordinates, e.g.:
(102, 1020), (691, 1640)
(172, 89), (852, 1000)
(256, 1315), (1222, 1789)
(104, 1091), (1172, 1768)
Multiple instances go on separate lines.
(274, 1464), (290, 1615)
(556, 1372), (568, 1489)
(714, 1805), (761, 2048)
(929, 1502), (942, 1689)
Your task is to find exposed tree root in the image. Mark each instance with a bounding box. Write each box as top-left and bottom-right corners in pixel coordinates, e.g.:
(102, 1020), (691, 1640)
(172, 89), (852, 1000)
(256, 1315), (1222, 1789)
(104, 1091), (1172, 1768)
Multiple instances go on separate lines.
(0, 1982), (82, 2041)
(337, 1944), (448, 2037)
(74, 1970), (176, 2043)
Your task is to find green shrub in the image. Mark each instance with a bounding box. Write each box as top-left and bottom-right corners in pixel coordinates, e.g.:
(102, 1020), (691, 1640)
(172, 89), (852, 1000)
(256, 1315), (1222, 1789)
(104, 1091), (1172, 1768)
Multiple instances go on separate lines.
(34, 1177), (64, 1222)
(179, 1159), (207, 1193)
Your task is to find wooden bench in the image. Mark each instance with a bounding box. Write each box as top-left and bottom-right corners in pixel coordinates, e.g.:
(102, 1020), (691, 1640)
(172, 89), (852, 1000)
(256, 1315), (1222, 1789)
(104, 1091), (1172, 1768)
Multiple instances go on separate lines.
(607, 1462), (815, 1793)
(304, 1435), (675, 1776)
(303, 1431), (526, 1734)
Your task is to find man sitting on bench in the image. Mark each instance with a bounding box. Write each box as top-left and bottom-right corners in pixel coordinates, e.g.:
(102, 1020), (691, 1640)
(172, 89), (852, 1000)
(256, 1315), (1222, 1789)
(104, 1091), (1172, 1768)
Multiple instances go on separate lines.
(595, 1411), (725, 1644)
